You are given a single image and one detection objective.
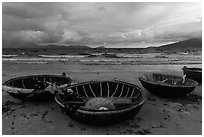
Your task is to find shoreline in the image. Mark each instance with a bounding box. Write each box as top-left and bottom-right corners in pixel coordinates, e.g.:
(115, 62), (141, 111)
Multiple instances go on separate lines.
(2, 60), (202, 66)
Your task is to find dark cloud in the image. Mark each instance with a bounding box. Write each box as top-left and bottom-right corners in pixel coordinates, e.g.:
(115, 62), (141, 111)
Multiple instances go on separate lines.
(2, 2), (202, 48)
(2, 3), (63, 19)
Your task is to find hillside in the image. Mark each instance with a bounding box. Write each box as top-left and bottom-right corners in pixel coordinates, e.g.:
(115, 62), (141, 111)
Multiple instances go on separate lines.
(157, 38), (202, 50)
(95, 46), (106, 49)
(2, 41), (91, 49)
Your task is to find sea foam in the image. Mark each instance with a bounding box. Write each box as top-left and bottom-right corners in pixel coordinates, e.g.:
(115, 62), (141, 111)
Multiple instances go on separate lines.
(38, 55), (87, 58)
(2, 54), (18, 58)
(2, 57), (70, 62)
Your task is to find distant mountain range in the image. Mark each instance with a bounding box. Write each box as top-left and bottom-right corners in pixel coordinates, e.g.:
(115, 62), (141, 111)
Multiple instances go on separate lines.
(3, 38), (202, 50)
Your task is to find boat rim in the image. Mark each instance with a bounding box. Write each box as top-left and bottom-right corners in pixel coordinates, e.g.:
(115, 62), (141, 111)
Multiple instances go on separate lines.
(3, 74), (72, 88)
(182, 67), (202, 73)
(139, 73), (198, 88)
(55, 80), (146, 113)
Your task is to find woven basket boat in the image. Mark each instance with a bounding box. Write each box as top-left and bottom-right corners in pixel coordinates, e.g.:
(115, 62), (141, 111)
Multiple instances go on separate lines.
(139, 73), (198, 98)
(55, 80), (145, 125)
(182, 66), (202, 83)
(3, 74), (72, 101)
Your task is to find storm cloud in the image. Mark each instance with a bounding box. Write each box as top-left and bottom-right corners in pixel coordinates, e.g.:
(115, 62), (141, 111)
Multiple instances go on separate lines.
(2, 2), (202, 48)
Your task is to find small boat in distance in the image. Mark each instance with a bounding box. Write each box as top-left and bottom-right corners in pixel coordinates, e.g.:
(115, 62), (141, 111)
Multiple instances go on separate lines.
(182, 66), (202, 83)
(55, 80), (146, 125)
(3, 74), (72, 101)
(139, 73), (198, 98)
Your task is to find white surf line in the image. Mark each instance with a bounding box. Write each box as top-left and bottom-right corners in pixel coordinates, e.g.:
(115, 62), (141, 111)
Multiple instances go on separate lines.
(89, 84), (96, 97)
(2, 55), (18, 57)
(38, 55), (87, 58)
(2, 58), (69, 62)
(111, 83), (119, 97)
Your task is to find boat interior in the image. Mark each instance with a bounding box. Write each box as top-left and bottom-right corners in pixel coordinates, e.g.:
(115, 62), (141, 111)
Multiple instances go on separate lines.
(4, 76), (70, 90)
(68, 81), (141, 98)
(60, 81), (144, 110)
(141, 73), (196, 86)
(185, 68), (202, 72)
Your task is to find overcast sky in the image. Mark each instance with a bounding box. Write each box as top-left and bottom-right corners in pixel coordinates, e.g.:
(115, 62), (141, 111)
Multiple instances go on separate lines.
(2, 2), (202, 48)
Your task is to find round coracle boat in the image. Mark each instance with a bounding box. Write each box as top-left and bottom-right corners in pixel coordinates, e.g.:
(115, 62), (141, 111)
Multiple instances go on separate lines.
(55, 80), (146, 125)
(3, 74), (72, 101)
(139, 73), (198, 98)
(182, 66), (202, 83)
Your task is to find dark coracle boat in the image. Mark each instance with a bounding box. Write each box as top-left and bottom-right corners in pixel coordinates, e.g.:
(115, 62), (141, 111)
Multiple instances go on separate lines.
(182, 66), (202, 83)
(139, 73), (198, 98)
(55, 80), (146, 125)
(3, 74), (72, 101)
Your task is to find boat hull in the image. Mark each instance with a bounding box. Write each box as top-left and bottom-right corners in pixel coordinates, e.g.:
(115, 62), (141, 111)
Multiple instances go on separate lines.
(55, 80), (145, 125)
(3, 75), (72, 101)
(72, 104), (142, 125)
(182, 67), (202, 83)
(139, 73), (198, 98)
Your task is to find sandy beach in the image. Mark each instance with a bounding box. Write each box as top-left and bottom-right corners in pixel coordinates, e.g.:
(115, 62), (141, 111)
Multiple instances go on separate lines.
(2, 61), (202, 135)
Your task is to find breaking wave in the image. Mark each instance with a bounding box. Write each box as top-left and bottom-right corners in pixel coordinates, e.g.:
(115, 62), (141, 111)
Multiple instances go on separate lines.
(38, 55), (88, 58)
(2, 54), (18, 58)
(2, 57), (70, 62)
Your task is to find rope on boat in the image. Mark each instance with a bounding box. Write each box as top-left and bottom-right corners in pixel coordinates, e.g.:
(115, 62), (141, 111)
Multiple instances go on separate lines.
(182, 74), (186, 83)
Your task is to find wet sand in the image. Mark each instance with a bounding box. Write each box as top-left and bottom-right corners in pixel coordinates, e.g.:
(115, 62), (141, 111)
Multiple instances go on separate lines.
(2, 62), (202, 135)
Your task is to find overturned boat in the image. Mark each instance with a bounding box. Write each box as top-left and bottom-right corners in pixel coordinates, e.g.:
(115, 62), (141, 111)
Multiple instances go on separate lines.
(182, 66), (202, 83)
(3, 74), (72, 101)
(139, 73), (198, 98)
(55, 80), (145, 125)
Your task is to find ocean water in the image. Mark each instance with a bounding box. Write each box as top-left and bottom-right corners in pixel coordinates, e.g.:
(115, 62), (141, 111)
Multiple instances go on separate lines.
(2, 48), (202, 64)
(2, 48), (148, 63)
